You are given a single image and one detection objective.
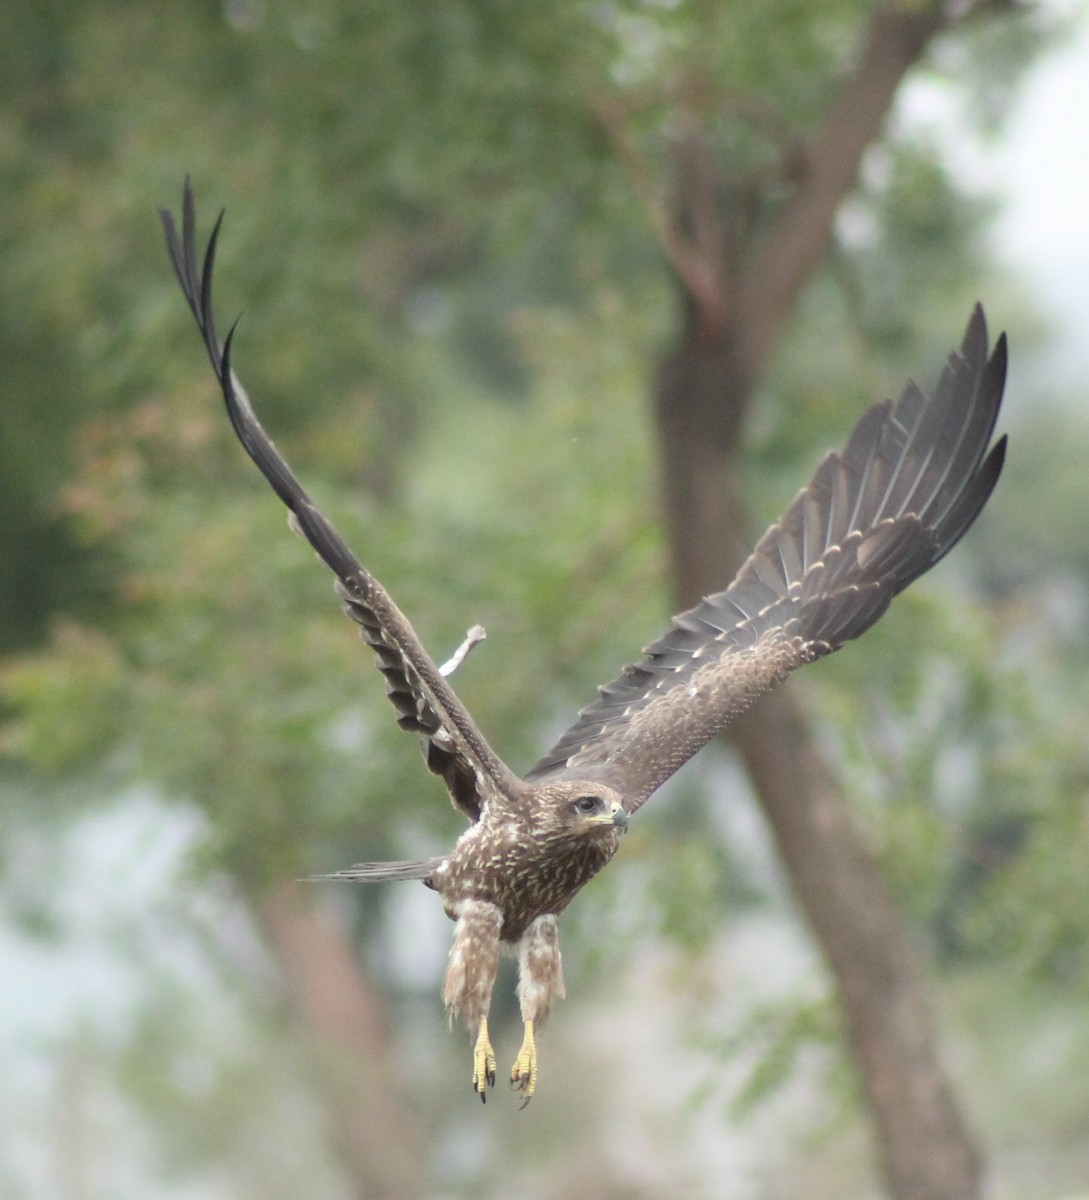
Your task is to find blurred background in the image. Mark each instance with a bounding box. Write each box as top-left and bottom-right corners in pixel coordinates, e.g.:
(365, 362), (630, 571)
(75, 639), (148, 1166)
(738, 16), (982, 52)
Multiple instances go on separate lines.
(1, 1), (1087, 1197)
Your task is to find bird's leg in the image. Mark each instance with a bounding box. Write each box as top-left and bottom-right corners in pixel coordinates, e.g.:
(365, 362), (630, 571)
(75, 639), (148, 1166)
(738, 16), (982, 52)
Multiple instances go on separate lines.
(442, 899), (502, 1101)
(473, 1015), (496, 1098)
(511, 914), (564, 1107)
(510, 1019), (537, 1105)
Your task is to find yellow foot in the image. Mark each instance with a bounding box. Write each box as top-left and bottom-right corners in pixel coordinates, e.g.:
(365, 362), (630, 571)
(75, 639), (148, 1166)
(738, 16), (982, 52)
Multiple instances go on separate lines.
(509, 1019), (538, 1109)
(472, 1017), (496, 1102)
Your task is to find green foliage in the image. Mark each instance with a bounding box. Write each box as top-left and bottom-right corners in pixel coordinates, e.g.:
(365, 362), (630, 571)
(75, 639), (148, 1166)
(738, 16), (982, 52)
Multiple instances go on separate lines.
(112, 975), (343, 1195)
(1, 270), (674, 889)
(0, 0), (1084, 1192)
(696, 988), (843, 1120)
(812, 566), (1089, 996)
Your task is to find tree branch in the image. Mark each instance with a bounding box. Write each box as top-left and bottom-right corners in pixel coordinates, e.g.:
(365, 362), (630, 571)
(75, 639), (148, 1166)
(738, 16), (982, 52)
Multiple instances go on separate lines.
(595, 96), (728, 329)
(735, 2), (948, 376)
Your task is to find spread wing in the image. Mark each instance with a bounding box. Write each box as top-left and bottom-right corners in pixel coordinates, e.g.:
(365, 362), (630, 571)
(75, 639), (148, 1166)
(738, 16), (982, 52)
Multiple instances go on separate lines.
(527, 306), (1007, 812)
(160, 181), (522, 823)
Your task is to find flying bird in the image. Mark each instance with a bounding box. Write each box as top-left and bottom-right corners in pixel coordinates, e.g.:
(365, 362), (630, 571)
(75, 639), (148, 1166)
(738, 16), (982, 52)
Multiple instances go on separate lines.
(161, 183), (1007, 1106)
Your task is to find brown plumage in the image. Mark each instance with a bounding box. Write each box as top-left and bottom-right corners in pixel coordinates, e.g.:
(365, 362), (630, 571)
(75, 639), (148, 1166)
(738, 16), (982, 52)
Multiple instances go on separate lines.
(161, 182), (1007, 1105)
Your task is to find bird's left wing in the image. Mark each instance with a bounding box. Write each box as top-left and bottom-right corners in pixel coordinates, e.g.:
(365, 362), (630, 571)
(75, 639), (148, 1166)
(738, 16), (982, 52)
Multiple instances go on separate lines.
(527, 306), (1007, 812)
(160, 182), (521, 822)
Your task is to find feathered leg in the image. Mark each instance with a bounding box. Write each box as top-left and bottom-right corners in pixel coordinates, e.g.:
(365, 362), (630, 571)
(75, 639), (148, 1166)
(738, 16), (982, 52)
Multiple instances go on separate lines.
(443, 899), (502, 1100)
(511, 914), (564, 1107)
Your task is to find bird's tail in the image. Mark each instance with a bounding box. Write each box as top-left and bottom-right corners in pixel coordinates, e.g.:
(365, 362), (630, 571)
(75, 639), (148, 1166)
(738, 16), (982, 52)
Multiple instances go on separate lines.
(306, 857), (444, 884)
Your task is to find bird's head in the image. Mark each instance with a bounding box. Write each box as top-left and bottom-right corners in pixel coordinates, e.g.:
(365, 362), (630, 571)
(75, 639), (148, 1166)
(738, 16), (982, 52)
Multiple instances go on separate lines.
(531, 780), (629, 839)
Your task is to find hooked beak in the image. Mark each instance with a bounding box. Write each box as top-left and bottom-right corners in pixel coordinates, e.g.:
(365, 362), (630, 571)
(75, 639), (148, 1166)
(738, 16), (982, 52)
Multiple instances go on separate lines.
(611, 804), (629, 832)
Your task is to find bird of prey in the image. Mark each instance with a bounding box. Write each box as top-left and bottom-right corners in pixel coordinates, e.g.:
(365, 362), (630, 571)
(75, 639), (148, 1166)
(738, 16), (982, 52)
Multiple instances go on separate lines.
(161, 182), (1007, 1106)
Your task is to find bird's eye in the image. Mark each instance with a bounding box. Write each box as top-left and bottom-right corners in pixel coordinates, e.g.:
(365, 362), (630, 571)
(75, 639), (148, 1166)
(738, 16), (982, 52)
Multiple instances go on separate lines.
(574, 795), (600, 815)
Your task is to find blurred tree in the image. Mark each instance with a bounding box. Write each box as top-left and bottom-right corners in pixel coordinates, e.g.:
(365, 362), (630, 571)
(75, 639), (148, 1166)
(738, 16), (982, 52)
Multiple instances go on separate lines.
(0, 1), (1082, 1198)
(631, 8), (1016, 1198)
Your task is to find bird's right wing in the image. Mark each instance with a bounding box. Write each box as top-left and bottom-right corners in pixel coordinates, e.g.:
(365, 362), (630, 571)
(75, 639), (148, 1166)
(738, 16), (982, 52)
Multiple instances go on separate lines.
(161, 182), (522, 823)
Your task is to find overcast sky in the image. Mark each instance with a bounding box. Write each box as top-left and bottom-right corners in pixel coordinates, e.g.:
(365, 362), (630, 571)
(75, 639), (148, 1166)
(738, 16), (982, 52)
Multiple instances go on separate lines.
(990, 7), (1089, 281)
(927, 3), (1089, 393)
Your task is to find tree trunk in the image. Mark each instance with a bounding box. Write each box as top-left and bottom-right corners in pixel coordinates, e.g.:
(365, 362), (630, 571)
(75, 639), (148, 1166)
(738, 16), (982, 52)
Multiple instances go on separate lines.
(257, 884), (427, 1200)
(735, 692), (982, 1200)
(645, 5), (993, 1196)
(655, 319), (982, 1200)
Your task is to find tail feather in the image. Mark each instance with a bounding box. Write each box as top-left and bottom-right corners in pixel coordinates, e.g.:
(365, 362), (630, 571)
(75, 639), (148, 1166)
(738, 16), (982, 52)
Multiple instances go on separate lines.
(306, 857), (444, 884)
